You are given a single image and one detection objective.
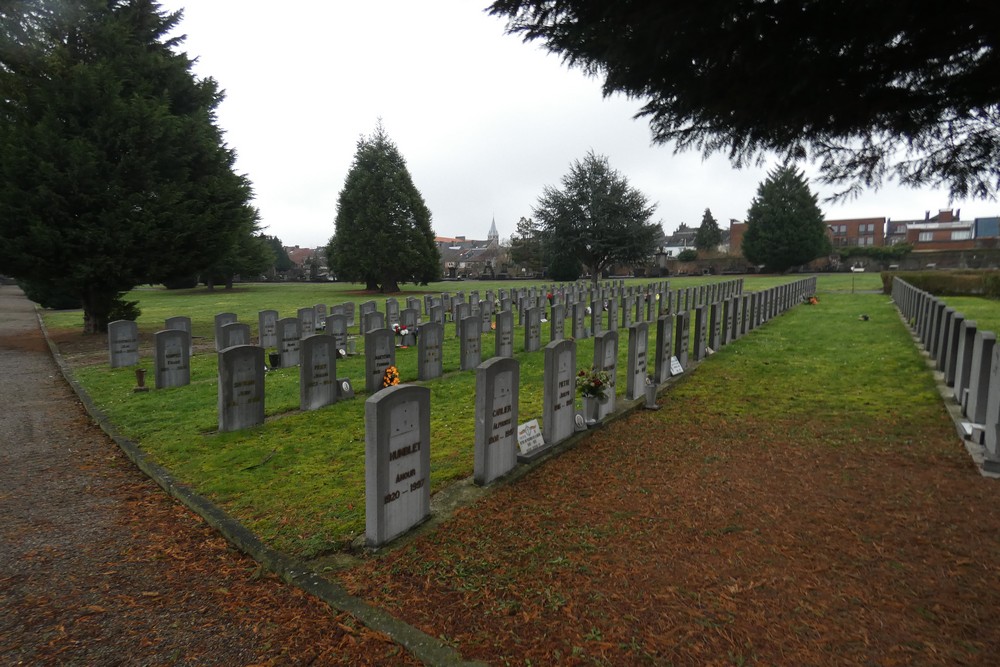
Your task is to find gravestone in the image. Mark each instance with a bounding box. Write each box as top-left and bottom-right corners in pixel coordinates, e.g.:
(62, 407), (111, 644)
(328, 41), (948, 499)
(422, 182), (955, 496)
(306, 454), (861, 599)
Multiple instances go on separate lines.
(399, 308), (419, 347)
(460, 316), (483, 370)
(524, 306), (542, 352)
(327, 314), (348, 350)
(965, 331), (995, 422)
(298, 307), (317, 338)
(674, 310), (691, 369)
(626, 322), (649, 400)
(740, 294), (751, 336)
(363, 310), (386, 334)
(258, 310), (278, 348)
(590, 297), (603, 335)
(429, 304), (444, 326)
(153, 329), (190, 389)
(495, 310), (514, 358)
(541, 339), (577, 449)
(954, 320), (978, 406)
(982, 346), (1000, 468)
(936, 308), (955, 370)
(474, 357), (520, 485)
(276, 317), (301, 367)
(417, 322), (444, 381)
(454, 302), (469, 337)
(385, 298), (400, 325)
(314, 303), (327, 320)
(300, 334), (337, 411)
(622, 295), (634, 328)
(365, 328), (397, 394)
(480, 298), (493, 332)
(693, 305), (708, 361)
(344, 302), (356, 328)
(407, 296), (422, 315)
(593, 330), (618, 421)
(365, 385), (431, 546)
(359, 300), (377, 335)
(654, 315), (674, 384)
(943, 312), (965, 386)
(709, 302), (722, 350)
(722, 298), (734, 346)
(217, 345), (265, 432)
(572, 302), (588, 339)
(214, 313), (237, 351)
(550, 304), (565, 342)
(165, 316), (194, 356)
(607, 297), (619, 332)
(108, 320), (140, 368)
(220, 321), (251, 349)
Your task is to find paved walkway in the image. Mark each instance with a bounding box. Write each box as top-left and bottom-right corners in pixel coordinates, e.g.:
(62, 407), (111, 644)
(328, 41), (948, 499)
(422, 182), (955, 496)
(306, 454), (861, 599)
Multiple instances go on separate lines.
(0, 287), (419, 666)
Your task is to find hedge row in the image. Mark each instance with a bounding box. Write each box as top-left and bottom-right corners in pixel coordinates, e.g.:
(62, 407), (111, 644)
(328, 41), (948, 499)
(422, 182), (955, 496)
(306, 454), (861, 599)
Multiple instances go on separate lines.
(880, 270), (1000, 298)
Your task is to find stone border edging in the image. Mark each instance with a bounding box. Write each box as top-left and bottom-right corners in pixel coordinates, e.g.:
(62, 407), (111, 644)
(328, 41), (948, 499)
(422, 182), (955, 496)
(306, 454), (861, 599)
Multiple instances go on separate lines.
(35, 309), (483, 667)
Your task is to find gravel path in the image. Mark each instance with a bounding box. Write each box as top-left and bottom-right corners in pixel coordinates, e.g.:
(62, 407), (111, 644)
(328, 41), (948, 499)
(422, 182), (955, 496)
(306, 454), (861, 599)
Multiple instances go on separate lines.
(0, 287), (417, 666)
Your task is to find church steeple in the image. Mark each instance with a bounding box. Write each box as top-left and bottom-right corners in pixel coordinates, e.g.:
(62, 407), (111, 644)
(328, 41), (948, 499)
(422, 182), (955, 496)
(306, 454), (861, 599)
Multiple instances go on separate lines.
(487, 216), (499, 245)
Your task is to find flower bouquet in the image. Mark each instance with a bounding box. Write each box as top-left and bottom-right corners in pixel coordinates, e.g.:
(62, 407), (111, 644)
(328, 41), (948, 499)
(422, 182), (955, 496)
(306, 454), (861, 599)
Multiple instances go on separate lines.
(382, 365), (400, 388)
(576, 366), (611, 400)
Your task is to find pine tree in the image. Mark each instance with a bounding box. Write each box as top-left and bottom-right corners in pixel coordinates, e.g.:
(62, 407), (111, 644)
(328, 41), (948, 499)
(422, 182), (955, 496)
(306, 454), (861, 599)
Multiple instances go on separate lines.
(694, 208), (722, 252)
(533, 151), (660, 286)
(0, 0), (256, 332)
(741, 166), (831, 272)
(327, 123), (440, 292)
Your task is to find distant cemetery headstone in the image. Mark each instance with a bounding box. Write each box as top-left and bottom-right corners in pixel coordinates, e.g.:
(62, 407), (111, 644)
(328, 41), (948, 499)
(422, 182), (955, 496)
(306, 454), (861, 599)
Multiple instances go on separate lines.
(385, 298), (400, 325)
(220, 321), (251, 349)
(276, 317), (301, 367)
(708, 302), (722, 351)
(363, 310), (386, 334)
(165, 316), (193, 356)
(653, 315), (674, 384)
(474, 357), (520, 485)
(365, 328), (396, 394)
(213, 312), (237, 351)
(258, 310), (278, 348)
(153, 328), (190, 389)
(298, 307), (317, 338)
(572, 302), (588, 339)
(217, 345), (265, 432)
(607, 297), (619, 332)
(365, 385), (431, 546)
(300, 334), (337, 411)
(541, 339), (577, 449)
(525, 306), (542, 352)
(593, 330), (618, 420)
(399, 308), (419, 347)
(327, 314), (348, 350)
(460, 316), (483, 370)
(314, 303), (327, 320)
(550, 304), (565, 342)
(417, 321), (444, 381)
(675, 310), (691, 369)
(626, 322), (649, 400)
(495, 310), (514, 358)
(693, 305), (708, 360)
(108, 319), (140, 368)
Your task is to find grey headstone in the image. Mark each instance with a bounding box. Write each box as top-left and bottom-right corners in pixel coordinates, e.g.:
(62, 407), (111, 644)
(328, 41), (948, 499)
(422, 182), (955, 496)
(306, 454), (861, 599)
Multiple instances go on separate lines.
(385, 298), (400, 325)
(693, 305), (708, 361)
(572, 302), (588, 339)
(626, 322), (649, 401)
(276, 317), (301, 367)
(365, 385), (431, 546)
(363, 310), (386, 334)
(153, 329), (190, 389)
(213, 312), (237, 351)
(944, 312), (965, 386)
(542, 339), (577, 447)
(966, 331), (996, 423)
(217, 345), (265, 432)
(417, 322), (444, 381)
(674, 310), (691, 369)
(365, 328), (397, 395)
(298, 307), (317, 338)
(474, 357), (520, 486)
(108, 319), (140, 368)
(983, 345), (1000, 461)
(460, 316), (483, 370)
(607, 297), (619, 332)
(593, 330), (618, 420)
(550, 303), (565, 342)
(495, 310), (514, 358)
(300, 334), (337, 411)
(220, 321), (251, 349)
(524, 306), (542, 352)
(954, 320), (978, 406)
(709, 302), (722, 350)
(654, 315), (674, 384)
(327, 313), (348, 350)
(165, 316), (194, 356)
(399, 308), (419, 347)
(314, 303), (327, 320)
(258, 310), (278, 348)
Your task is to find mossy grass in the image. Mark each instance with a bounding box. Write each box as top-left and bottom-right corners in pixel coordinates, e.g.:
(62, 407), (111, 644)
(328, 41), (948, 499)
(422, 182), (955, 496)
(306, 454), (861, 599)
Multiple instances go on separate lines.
(42, 273), (895, 558)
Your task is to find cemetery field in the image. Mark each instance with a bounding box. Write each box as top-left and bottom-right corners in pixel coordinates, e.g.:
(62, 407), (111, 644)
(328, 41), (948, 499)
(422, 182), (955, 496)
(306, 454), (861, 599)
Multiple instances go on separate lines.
(338, 288), (1000, 665)
(42, 275), (818, 558)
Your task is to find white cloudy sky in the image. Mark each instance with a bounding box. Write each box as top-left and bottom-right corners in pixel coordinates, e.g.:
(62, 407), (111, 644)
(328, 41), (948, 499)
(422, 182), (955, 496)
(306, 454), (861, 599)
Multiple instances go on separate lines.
(159, 0), (997, 249)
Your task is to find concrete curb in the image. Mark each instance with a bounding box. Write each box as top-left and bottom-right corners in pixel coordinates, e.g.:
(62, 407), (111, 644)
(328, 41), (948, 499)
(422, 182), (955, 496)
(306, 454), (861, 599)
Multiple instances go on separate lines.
(35, 310), (482, 667)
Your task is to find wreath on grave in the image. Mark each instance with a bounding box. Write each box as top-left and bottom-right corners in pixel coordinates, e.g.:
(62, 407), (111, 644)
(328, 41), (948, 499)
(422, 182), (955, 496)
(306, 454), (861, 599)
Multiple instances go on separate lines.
(576, 366), (611, 400)
(382, 365), (400, 388)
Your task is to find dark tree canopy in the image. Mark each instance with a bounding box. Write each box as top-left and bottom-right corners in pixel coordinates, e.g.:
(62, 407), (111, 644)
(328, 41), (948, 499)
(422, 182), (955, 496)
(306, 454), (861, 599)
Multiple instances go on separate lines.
(508, 216), (545, 275)
(489, 1), (1000, 200)
(533, 151), (660, 285)
(0, 0), (256, 332)
(742, 165), (831, 272)
(694, 208), (722, 252)
(327, 122), (440, 292)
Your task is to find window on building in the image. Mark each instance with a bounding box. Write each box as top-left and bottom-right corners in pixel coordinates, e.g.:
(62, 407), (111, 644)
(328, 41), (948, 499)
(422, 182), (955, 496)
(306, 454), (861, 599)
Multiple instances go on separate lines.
(918, 232), (933, 242)
(952, 231), (972, 241)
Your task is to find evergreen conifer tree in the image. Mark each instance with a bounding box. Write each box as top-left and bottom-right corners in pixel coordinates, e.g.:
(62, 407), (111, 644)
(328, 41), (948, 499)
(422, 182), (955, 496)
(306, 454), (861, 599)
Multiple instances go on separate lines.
(694, 208), (722, 252)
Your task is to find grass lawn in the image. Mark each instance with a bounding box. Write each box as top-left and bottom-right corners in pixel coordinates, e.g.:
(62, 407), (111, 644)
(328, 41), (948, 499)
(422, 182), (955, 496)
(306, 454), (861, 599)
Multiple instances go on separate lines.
(41, 272), (887, 558)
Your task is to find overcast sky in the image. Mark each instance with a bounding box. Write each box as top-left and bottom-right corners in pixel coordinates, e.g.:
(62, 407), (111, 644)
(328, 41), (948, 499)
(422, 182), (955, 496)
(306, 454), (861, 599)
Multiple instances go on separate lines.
(159, 0), (998, 249)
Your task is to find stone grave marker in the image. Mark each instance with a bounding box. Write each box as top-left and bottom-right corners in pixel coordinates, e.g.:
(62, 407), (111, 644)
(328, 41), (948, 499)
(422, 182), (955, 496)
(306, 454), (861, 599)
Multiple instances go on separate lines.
(674, 310), (691, 369)
(153, 329), (190, 389)
(525, 306), (542, 352)
(327, 313), (348, 350)
(653, 315), (674, 384)
(495, 310), (514, 358)
(220, 321), (251, 349)
(314, 303), (327, 320)
(954, 320), (978, 406)
(406, 296), (422, 315)
(429, 303), (444, 326)
(709, 302), (722, 350)
(593, 330), (618, 421)
(300, 334), (337, 411)
(365, 385), (431, 546)
(399, 308), (419, 346)
(454, 302), (469, 337)
(363, 310), (386, 333)
(607, 296), (619, 332)
(359, 300), (377, 334)
(258, 310), (278, 348)
(165, 316), (194, 356)
(298, 307), (317, 338)
(218, 345), (265, 432)
(541, 339), (577, 449)
(981, 346), (1000, 470)
(344, 302), (356, 328)
(622, 295), (634, 328)
(943, 312), (965, 386)
(460, 316), (483, 370)
(277, 317), (301, 367)
(108, 319), (140, 368)
(966, 331), (996, 423)
(213, 313), (237, 351)
(474, 357), (520, 485)
(626, 322), (649, 400)
(365, 328), (397, 394)
(693, 305), (708, 360)
(385, 298), (400, 325)
(417, 321), (444, 381)
(549, 303), (565, 342)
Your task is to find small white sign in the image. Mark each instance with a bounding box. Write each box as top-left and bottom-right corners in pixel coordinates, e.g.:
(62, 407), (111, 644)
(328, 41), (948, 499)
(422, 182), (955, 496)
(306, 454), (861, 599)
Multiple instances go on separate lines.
(670, 356), (684, 376)
(517, 419), (545, 456)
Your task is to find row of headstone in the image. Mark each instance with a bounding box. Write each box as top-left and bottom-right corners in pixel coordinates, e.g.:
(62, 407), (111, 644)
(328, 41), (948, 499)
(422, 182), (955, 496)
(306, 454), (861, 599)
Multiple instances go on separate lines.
(892, 277), (1000, 472)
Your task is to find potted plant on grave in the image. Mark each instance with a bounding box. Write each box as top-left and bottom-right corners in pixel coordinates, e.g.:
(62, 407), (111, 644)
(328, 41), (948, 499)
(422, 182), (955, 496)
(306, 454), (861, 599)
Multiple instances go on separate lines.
(576, 366), (611, 425)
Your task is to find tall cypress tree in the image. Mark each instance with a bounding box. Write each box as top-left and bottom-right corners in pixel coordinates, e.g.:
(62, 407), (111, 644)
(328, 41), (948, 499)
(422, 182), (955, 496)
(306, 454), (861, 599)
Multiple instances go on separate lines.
(327, 122), (440, 292)
(694, 208), (722, 252)
(0, 0), (256, 332)
(741, 165), (831, 272)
